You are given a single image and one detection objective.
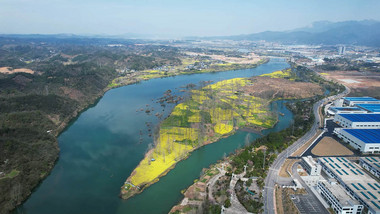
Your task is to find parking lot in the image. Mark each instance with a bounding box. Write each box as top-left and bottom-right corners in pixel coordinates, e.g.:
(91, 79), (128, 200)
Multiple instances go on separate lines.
(291, 194), (329, 214)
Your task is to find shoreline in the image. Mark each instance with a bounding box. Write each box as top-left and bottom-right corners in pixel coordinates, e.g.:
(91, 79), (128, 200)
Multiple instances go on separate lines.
(121, 124), (268, 200)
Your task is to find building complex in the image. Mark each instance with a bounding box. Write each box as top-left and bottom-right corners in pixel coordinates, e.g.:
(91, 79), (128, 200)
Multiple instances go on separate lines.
(318, 157), (380, 214)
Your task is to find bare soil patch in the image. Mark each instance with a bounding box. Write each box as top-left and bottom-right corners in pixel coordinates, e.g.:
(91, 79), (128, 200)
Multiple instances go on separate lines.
(185, 52), (262, 64)
(246, 77), (323, 100)
(0, 67), (35, 74)
(291, 130), (323, 157)
(311, 137), (353, 156)
(275, 185), (285, 214)
(322, 71), (380, 99)
(60, 87), (85, 101)
(279, 159), (296, 177)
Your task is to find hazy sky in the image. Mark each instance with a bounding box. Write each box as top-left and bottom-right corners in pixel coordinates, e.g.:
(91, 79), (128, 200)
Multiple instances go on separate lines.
(1, 0), (380, 37)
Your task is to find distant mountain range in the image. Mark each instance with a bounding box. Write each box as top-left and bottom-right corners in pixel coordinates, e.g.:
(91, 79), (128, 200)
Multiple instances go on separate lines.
(2, 20), (380, 47)
(205, 20), (380, 47)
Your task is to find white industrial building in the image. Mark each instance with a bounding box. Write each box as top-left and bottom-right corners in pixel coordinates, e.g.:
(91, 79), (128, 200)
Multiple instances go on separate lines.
(318, 157), (380, 214)
(343, 97), (380, 107)
(359, 157), (380, 178)
(301, 156), (322, 176)
(327, 107), (367, 116)
(317, 179), (363, 214)
(333, 113), (380, 129)
(334, 129), (380, 154)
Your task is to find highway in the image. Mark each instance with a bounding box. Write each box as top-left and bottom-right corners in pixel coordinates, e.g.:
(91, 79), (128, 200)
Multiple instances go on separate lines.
(263, 84), (350, 214)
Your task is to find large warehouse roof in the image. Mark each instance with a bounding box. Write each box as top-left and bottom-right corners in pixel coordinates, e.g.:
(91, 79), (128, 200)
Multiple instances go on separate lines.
(356, 104), (380, 113)
(339, 113), (380, 122)
(344, 97), (379, 102)
(343, 129), (380, 144)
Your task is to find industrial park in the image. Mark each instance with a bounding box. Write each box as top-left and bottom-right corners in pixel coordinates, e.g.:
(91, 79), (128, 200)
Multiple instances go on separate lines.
(281, 96), (380, 214)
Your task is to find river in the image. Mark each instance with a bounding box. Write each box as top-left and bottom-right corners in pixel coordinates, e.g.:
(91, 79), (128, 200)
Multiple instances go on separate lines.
(15, 61), (291, 214)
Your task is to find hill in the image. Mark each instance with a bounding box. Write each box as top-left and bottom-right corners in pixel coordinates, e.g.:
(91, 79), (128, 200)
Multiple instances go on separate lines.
(209, 20), (380, 47)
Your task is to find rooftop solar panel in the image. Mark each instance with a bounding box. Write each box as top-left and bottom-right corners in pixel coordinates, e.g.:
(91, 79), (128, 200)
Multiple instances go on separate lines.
(342, 169), (349, 175)
(336, 169), (343, 175)
(368, 191), (378, 200)
(368, 183), (377, 191)
(343, 129), (380, 144)
(358, 183), (367, 190)
(356, 169), (364, 175)
(361, 191), (371, 199)
(339, 113), (380, 122)
(371, 201), (380, 209)
(352, 183), (360, 190)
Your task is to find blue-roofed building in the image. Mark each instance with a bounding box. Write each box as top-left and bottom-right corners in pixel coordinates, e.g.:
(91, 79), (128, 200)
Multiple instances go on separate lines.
(356, 104), (380, 113)
(343, 97), (380, 106)
(327, 107), (367, 116)
(334, 129), (380, 153)
(334, 114), (380, 128)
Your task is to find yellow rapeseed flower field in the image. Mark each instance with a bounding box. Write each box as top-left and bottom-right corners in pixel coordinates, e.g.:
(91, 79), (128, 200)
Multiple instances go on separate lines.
(128, 75), (281, 186)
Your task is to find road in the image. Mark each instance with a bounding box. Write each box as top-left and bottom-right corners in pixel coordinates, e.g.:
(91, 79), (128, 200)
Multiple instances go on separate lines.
(208, 167), (225, 203)
(290, 162), (329, 214)
(224, 169), (251, 214)
(263, 84), (350, 214)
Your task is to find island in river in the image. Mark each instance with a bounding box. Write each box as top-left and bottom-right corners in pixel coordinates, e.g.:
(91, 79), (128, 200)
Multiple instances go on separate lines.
(121, 68), (323, 200)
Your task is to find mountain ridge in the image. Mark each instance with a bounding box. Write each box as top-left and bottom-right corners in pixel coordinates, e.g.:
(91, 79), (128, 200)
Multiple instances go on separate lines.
(204, 20), (380, 47)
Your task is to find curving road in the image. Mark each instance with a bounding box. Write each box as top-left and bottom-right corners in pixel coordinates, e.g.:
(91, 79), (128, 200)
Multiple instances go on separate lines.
(263, 83), (350, 214)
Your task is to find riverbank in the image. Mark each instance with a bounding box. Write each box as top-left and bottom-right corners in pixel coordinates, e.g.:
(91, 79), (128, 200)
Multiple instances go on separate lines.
(107, 58), (269, 89)
(120, 68), (323, 200)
